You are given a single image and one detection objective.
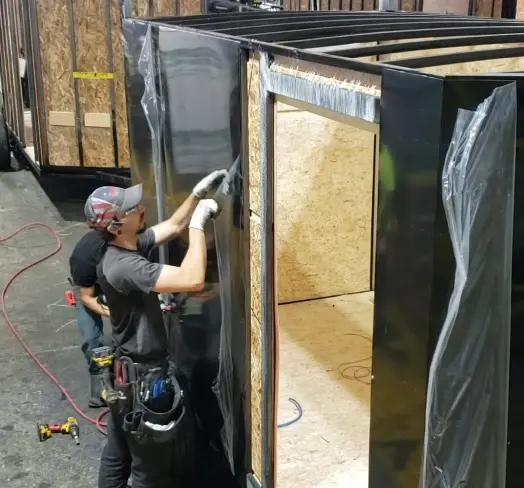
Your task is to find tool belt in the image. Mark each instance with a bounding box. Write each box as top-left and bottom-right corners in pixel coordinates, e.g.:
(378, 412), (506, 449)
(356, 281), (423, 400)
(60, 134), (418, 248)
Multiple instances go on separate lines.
(104, 357), (187, 446)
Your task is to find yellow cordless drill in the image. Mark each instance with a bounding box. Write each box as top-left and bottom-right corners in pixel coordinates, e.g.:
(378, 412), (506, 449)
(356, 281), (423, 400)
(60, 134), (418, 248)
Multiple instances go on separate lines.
(37, 416), (80, 445)
(92, 346), (115, 403)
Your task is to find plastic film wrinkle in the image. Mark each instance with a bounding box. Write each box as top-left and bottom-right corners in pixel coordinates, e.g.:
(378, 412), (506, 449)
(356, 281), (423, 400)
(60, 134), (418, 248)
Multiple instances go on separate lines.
(420, 83), (517, 488)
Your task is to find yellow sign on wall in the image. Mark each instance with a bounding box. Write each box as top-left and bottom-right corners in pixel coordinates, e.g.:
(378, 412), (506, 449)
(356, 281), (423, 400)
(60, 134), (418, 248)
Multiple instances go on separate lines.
(72, 72), (114, 80)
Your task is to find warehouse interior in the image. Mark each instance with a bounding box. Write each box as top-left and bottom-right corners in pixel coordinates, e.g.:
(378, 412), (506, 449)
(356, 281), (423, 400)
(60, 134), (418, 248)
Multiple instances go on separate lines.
(1, 1), (524, 488)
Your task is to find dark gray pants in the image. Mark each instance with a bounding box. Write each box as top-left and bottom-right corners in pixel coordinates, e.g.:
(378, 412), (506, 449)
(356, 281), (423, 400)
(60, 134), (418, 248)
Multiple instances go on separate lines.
(98, 413), (176, 488)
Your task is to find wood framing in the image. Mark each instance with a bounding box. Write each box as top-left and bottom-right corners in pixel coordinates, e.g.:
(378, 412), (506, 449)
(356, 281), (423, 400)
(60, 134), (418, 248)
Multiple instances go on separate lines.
(1, 0), (202, 168)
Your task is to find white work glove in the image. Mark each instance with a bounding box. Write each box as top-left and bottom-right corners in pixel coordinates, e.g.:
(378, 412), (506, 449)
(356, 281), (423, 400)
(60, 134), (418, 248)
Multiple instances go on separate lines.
(189, 199), (220, 231)
(192, 169), (229, 198)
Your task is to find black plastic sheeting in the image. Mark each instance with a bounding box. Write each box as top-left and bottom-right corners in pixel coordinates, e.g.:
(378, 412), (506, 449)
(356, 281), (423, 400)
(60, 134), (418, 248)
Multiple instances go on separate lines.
(422, 82), (516, 488)
(123, 20), (247, 480)
(371, 69), (517, 488)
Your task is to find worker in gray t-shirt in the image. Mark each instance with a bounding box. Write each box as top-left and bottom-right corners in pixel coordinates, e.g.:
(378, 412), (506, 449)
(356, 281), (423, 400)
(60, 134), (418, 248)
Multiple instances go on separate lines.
(83, 169), (226, 488)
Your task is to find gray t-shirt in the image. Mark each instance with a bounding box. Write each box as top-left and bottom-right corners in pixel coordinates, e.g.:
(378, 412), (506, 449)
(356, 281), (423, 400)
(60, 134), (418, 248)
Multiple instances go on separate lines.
(97, 229), (167, 363)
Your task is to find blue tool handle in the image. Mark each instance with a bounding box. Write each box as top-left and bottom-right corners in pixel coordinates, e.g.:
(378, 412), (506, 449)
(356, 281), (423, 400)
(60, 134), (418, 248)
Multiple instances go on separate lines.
(152, 381), (160, 398)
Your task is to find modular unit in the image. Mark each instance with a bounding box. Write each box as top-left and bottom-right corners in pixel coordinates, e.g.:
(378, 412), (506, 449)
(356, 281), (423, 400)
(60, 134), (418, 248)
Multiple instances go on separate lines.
(123, 9), (524, 488)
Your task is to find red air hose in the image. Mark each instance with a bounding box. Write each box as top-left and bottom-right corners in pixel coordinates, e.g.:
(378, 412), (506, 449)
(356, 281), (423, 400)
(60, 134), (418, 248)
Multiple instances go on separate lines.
(0, 222), (108, 435)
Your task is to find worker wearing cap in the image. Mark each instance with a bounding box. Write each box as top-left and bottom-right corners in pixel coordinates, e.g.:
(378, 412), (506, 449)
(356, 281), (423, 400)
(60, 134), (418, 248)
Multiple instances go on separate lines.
(84, 171), (226, 488)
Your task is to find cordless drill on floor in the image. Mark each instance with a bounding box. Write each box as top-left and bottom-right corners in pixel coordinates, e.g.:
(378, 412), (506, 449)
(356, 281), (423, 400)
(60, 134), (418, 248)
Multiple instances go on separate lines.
(37, 416), (80, 445)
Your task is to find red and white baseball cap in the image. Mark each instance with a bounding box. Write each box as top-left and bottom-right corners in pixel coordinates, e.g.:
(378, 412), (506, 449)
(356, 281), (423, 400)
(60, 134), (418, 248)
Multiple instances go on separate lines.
(84, 184), (143, 229)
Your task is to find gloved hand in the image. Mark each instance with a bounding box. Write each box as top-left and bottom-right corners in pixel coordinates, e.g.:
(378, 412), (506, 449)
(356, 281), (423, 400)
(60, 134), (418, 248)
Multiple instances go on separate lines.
(189, 199), (220, 231)
(192, 169), (229, 198)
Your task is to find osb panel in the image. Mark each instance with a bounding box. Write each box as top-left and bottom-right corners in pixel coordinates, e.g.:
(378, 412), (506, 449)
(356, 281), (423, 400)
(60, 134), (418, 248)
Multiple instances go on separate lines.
(476, 0), (502, 16)
(518, 0), (524, 19)
(75, 0), (113, 167)
(111, 0), (131, 168)
(422, 0), (468, 13)
(36, 0), (78, 166)
(179, 0), (202, 16)
(156, 0), (178, 15)
(275, 102), (375, 303)
(424, 55), (524, 76)
(380, 41), (524, 77)
(134, 0), (200, 16)
(248, 57), (261, 217)
(250, 215), (262, 322)
(251, 310), (263, 482)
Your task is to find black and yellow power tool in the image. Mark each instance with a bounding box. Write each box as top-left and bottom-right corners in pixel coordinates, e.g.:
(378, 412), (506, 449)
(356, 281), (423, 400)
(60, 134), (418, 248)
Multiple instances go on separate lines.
(92, 345), (114, 403)
(37, 416), (80, 445)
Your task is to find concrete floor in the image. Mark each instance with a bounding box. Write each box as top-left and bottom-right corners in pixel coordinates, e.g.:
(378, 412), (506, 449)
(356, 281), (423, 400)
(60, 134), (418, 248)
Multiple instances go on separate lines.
(0, 170), (108, 487)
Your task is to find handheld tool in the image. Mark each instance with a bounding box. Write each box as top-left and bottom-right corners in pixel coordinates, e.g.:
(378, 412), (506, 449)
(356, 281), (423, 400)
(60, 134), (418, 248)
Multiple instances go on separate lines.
(37, 416), (80, 445)
(92, 346), (115, 403)
(65, 277), (76, 306)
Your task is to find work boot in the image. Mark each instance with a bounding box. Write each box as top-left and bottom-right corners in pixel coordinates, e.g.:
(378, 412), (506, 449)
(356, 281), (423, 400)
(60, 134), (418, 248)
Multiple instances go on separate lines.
(88, 373), (105, 408)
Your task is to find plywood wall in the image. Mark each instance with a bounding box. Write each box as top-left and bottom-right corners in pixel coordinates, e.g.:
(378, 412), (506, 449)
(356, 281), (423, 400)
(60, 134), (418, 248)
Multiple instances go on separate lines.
(247, 55), (263, 483)
(379, 40), (524, 75)
(518, 0), (524, 19)
(132, 0), (201, 16)
(283, 0), (502, 15)
(275, 101), (375, 304)
(35, 0), (200, 167)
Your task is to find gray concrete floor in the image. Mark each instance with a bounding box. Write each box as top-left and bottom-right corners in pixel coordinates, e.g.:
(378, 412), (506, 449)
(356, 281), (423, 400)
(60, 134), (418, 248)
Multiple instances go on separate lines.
(0, 170), (110, 487)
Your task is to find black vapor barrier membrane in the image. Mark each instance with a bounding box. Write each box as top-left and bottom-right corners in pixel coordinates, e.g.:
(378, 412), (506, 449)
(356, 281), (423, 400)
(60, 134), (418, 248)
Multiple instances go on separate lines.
(130, 22), (246, 477)
(421, 83), (516, 488)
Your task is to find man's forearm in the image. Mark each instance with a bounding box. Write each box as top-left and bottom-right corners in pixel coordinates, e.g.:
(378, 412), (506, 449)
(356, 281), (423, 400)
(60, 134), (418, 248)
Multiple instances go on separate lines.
(168, 193), (200, 233)
(179, 228), (208, 289)
(152, 194), (200, 246)
(81, 296), (110, 317)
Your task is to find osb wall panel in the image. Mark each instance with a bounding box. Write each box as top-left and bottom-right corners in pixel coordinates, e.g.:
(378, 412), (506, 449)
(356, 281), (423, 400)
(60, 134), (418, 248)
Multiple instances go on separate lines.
(112, 0), (131, 168)
(248, 57), (261, 218)
(518, 0), (524, 19)
(133, 0), (201, 16)
(75, 0), (114, 167)
(476, 0), (502, 16)
(36, 0), (78, 166)
(275, 102), (374, 303)
(250, 222), (263, 482)
(422, 0), (468, 13)
(424, 54), (524, 76)
(37, 0), (201, 168)
(379, 41), (524, 76)
(247, 54), (263, 482)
